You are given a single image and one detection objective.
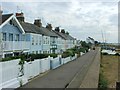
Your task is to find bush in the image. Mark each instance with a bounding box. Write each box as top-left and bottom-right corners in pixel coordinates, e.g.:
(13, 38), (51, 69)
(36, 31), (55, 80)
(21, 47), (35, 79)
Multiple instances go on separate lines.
(49, 54), (58, 58)
(79, 48), (87, 53)
(102, 52), (108, 55)
(28, 53), (58, 60)
(115, 53), (120, 56)
(1, 56), (21, 62)
(1, 53), (58, 62)
(62, 49), (75, 58)
(98, 72), (108, 90)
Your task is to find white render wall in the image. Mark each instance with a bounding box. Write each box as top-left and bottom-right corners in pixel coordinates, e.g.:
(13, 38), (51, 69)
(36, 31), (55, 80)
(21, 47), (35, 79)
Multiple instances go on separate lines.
(42, 36), (50, 53)
(29, 33), (43, 54)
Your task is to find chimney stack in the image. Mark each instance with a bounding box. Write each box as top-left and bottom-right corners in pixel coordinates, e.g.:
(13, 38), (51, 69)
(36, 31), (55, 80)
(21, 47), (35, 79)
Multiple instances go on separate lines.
(16, 12), (24, 22)
(55, 27), (60, 32)
(46, 23), (52, 30)
(66, 31), (69, 35)
(61, 29), (65, 34)
(34, 19), (42, 27)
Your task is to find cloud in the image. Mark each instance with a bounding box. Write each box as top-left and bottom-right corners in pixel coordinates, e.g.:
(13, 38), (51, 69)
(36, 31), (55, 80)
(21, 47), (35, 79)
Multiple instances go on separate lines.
(1, 0), (118, 43)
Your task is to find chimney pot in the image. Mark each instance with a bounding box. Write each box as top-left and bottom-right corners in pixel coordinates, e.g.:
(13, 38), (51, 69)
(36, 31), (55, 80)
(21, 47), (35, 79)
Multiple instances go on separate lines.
(16, 12), (24, 22)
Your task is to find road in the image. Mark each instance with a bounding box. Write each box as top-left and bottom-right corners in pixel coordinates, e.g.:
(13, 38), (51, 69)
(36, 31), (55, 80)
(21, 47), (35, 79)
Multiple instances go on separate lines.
(18, 48), (100, 88)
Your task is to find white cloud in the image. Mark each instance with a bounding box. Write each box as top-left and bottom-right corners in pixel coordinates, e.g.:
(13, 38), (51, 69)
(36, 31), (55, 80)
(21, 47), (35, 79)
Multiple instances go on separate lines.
(1, 0), (118, 43)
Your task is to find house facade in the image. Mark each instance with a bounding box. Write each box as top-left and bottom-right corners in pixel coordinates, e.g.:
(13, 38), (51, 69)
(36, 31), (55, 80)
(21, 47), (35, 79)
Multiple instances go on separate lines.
(53, 29), (76, 52)
(0, 12), (77, 58)
(0, 14), (30, 58)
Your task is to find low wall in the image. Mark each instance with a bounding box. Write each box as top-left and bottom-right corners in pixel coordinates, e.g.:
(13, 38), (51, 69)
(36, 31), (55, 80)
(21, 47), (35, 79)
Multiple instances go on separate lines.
(0, 54), (78, 89)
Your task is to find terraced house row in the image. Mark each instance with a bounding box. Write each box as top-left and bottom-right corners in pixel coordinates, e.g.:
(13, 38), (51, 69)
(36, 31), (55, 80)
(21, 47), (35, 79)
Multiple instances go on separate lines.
(0, 12), (77, 58)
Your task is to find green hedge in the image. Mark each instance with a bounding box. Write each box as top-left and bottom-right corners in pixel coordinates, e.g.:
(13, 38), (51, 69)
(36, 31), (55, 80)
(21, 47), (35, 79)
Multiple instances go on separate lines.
(29, 53), (57, 60)
(102, 52), (108, 55)
(1, 55), (23, 62)
(1, 53), (58, 62)
(61, 46), (89, 58)
(62, 48), (75, 58)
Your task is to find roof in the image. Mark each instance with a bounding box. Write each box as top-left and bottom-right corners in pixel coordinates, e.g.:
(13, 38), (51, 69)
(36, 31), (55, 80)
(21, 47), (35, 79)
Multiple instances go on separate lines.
(65, 34), (75, 40)
(40, 27), (59, 37)
(20, 22), (45, 35)
(20, 22), (59, 37)
(0, 14), (25, 33)
(53, 30), (67, 40)
(53, 30), (75, 40)
(1, 14), (13, 24)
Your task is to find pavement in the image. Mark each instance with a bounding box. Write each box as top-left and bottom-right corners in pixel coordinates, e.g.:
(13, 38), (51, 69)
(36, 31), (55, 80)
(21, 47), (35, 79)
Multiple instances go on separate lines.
(18, 48), (100, 88)
(80, 47), (100, 88)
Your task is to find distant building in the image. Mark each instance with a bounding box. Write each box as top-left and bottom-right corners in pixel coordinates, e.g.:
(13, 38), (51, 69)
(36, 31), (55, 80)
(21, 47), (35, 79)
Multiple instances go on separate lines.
(86, 37), (95, 44)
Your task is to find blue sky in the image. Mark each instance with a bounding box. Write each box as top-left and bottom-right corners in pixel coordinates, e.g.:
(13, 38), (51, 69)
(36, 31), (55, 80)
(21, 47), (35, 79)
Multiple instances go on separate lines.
(0, 0), (119, 43)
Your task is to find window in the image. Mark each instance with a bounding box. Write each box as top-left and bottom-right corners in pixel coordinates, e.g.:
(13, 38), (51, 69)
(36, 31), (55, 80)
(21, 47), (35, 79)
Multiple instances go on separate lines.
(48, 40), (49, 44)
(32, 37), (34, 45)
(36, 51), (38, 54)
(39, 50), (41, 54)
(46, 37), (47, 44)
(36, 36), (38, 45)
(39, 40), (41, 45)
(15, 34), (19, 41)
(44, 40), (45, 44)
(22, 35), (26, 41)
(32, 51), (34, 54)
(2, 33), (6, 41)
(9, 33), (13, 41)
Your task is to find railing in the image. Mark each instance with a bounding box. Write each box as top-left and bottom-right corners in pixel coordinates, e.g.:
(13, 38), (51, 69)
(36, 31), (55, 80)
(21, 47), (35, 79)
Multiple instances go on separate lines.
(2, 41), (30, 51)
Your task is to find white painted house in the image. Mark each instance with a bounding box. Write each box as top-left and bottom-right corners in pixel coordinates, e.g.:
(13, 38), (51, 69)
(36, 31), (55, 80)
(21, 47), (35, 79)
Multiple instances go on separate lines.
(53, 29), (76, 52)
(17, 13), (59, 54)
(0, 12), (77, 58)
(0, 14), (30, 58)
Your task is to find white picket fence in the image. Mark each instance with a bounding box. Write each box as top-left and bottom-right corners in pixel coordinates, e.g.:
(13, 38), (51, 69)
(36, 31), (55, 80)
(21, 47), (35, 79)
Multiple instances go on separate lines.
(0, 54), (77, 89)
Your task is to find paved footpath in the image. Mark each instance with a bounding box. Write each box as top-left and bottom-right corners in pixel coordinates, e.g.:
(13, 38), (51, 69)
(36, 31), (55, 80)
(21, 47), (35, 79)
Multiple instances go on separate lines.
(18, 48), (100, 88)
(80, 47), (100, 88)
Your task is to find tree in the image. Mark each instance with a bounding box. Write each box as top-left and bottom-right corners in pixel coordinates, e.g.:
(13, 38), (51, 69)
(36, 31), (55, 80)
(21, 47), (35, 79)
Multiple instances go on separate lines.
(95, 41), (99, 45)
(80, 41), (91, 49)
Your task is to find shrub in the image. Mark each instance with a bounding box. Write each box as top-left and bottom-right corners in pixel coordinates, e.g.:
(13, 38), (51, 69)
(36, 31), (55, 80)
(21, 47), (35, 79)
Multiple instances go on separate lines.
(49, 53), (58, 58)
(98, 72), (108, 90)
(115, 53), (120, 56)
(61, 48), (76, 58)
(1, 53), (58, 62)
(102, 52), (108, 55)
(79, 48), (86, 53)
(28, 53), (58, 61)
(1, 56), (21, 62)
